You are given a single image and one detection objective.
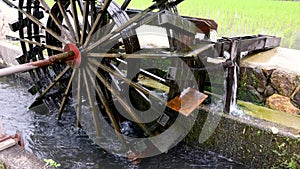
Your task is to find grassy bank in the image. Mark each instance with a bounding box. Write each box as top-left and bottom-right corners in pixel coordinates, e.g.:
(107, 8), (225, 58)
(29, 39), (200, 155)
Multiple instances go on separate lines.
(120, 0), (300, 49)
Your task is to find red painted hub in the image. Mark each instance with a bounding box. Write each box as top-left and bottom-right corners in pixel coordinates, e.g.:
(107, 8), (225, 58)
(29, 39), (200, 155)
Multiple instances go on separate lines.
(64, 44), (81, 68)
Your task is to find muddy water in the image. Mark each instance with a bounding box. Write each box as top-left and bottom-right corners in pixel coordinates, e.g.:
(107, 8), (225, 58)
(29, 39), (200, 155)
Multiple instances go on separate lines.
(242, 47), (300, 74)
(0, 77), (244, 169)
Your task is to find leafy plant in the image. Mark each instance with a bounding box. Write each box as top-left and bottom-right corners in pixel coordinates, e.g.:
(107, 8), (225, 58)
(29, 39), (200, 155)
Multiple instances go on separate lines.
(0, 160), (5, 169)
(44, 159), (61, 168)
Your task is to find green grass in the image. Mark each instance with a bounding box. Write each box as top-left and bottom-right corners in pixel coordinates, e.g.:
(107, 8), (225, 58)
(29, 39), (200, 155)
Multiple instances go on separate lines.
(116, 0), (300, 49)
(44, 0), (300, 49)
(177, 0), (300, 48)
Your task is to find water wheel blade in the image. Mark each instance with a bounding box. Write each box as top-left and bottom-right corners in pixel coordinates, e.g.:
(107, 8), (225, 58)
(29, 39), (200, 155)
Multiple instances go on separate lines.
(28, 99), (43, 109)
(166, 87), (207, 116)
(28, 100), (49, 114)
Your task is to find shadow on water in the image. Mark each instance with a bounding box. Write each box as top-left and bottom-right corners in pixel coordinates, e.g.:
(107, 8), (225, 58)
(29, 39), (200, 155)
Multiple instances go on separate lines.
(0, 77), (245, 169)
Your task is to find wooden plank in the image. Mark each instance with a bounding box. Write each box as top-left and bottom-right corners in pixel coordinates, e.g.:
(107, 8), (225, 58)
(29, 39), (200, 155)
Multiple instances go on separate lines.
(167, 87), (207, 116)
(0, 139), (16, 152)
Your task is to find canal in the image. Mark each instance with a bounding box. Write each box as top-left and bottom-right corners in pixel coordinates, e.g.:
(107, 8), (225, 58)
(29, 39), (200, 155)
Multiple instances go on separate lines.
(0, 76), (245, 169)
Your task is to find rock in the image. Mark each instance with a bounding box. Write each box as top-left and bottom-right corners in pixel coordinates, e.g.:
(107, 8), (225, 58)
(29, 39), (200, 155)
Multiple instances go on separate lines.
(264, 85), (275, 97)
(266, 94), (300, 115)
(270, 69), (300, 97)
(291, 86), (300, 108)
(262, 68), (275, 78)
(238, 85), (264, 104)
(239, 67), (267, 94)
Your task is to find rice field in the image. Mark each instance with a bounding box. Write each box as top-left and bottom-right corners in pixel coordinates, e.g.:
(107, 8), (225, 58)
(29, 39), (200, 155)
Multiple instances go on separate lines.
(120, 0), (300, 49)
(43, 0), (300, 49)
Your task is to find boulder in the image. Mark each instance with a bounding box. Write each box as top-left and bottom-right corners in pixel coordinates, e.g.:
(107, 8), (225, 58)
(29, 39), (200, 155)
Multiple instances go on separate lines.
(270, 69), (300, 97)
(262, 68), (275, 79)
(263, 85), (275, 97)
(266, 94), (300, 115)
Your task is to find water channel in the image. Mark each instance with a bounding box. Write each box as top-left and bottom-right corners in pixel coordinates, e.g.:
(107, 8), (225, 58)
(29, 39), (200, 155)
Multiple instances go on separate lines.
(0, 76), (245, 168)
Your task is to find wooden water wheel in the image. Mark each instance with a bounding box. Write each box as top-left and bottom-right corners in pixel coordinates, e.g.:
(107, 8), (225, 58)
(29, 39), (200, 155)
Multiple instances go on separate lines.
(3, 0), (225, 158)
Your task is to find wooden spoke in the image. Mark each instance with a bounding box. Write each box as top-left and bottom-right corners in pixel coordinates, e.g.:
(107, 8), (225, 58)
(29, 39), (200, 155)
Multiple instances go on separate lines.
(84, 0), (168, 51)
(115, 58), (168, 85)
(85, 66), (126, 146)
(38, 0), (75, 43)
(7, 36), (63, 52)
(82, 68), (101, 137)
(77, 0), (91, 30)
(89, 58), (166, 103)
(57, 0), (76, 39)
(76, 68), (82, 127)
(3, 0), (67, 45)
(76, 0), (84, 15)
(80, 0), (89, 45)
(83, 0), (113, 48)
(35, 66), (71, 101)
(87, 63), (153, 136)
(121, 0), (131, 10)
(57, 68), (77, 119)
(70, 0), (81, 42)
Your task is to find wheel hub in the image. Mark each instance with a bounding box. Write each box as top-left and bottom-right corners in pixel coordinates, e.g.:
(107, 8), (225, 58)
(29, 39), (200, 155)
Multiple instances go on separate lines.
(64, 43), (81, 68)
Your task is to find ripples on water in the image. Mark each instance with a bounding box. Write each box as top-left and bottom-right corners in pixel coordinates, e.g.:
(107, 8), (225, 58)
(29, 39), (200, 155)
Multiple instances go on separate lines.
(0, 77), (244, 169)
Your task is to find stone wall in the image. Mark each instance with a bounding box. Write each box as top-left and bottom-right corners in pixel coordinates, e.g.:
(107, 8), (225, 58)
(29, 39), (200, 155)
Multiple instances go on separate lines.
(239, 48), (300, 115)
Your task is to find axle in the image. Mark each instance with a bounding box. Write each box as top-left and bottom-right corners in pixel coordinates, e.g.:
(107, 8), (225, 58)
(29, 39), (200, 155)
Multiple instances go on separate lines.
(0, 51), (74, 77)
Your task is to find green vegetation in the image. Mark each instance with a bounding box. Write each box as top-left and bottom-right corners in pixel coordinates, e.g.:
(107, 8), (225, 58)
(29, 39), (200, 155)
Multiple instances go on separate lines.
(44, 159), (61, 168)
(177, 0), (300, 48)
(0, 160), (5, 169)
(43, 0), (300, 48)
(116, 0), (300, 49)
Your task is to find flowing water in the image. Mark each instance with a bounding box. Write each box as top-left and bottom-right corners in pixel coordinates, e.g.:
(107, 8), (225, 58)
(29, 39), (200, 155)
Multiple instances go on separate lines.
(229, 64), (244, 116)
(0, 77), (245, 169)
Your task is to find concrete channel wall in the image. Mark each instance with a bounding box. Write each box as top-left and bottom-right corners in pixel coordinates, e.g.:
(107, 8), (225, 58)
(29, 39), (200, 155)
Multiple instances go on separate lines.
(0, 145), (53, 169)
(185, 109), (300, 168)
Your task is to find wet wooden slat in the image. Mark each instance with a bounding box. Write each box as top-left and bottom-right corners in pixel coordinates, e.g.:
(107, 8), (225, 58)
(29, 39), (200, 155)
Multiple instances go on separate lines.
(167, 87), (207, 116)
